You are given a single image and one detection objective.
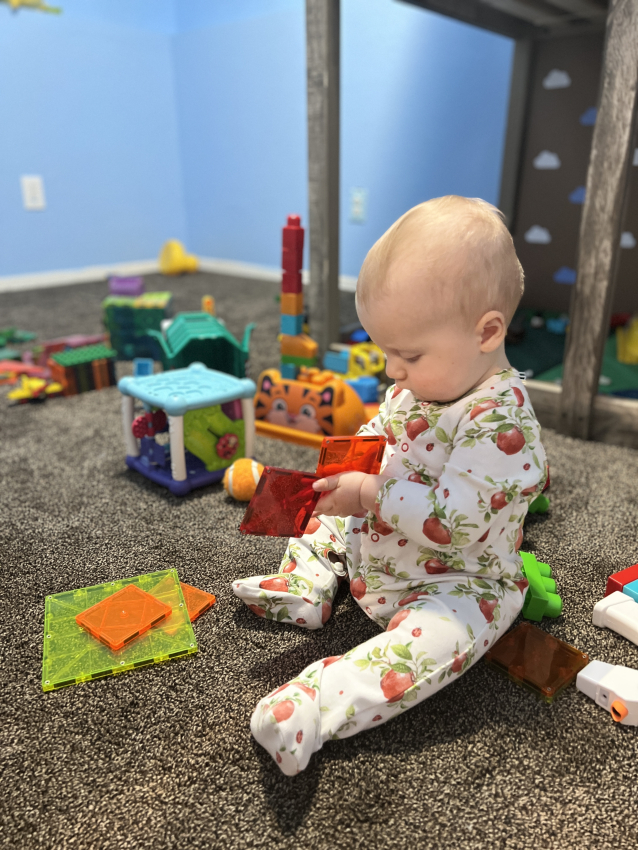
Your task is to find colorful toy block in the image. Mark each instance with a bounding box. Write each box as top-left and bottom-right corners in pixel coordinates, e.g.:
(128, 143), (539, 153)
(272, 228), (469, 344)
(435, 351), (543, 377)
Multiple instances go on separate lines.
(48, 343), (117, 396)
(605, 563), (638, 597)
(346, 376), (379, 403)
(280, 333), (317, 360)
(323, 349), (350, 374)
(577, 660), (638, 725)
(132, 358), (154, 378)
(593, 591), (638, 647)
(281, 314), (304, 336)
(485, 622), (589, 704)
(281, 354), (317, 368)
(520, 551), (562, 621)
(280, 363), (298, 379)
(282, 215), (304, 272)
(108, 275), (144, 297)
(281, 292), (304, 315)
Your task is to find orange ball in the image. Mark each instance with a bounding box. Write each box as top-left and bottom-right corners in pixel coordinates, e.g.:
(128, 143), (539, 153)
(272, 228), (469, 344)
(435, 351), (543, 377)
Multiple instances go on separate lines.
(223, 459), (264, 501)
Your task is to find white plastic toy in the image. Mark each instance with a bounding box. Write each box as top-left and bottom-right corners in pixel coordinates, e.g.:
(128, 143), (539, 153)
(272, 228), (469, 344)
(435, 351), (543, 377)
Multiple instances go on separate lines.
(576, 660), (638, 724)
(592, 591), (638, 646)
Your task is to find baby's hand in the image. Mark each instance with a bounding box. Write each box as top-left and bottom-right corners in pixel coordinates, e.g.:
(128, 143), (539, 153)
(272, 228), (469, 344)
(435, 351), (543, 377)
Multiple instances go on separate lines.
(312, 472), (387, 518)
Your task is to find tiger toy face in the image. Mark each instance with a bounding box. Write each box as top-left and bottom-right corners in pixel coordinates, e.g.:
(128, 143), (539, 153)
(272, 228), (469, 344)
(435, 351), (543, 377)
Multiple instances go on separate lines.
(255, 371), (335, 435)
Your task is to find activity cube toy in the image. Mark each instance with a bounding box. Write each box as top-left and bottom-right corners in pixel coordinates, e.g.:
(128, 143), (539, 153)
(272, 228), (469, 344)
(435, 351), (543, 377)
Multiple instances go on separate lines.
(102, 291), (173, 360)
(484, 622), (589, 703)
(118, 362), (256, 496)
(519, 551), (562, 621)
(577, 660), (638, 725)
(48, 343), (117, 396)
(42, 569), (196, 692)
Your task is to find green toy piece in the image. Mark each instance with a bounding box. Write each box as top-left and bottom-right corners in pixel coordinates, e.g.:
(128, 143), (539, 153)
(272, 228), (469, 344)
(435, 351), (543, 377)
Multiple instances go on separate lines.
(183, 404), (245, 472)
(520, 551), (562, 621)
(0, 327), (37, 347)
(528, 493), (550, 514)
(148, 312), (254, 378)
(102, 291), (173, 360)
(280, 353), (317, 368)
(42, 569), (197, 692)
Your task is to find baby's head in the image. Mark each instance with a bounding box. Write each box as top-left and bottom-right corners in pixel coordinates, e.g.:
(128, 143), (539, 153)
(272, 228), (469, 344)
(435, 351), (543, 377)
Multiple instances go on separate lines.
(356, 196), (524, 403)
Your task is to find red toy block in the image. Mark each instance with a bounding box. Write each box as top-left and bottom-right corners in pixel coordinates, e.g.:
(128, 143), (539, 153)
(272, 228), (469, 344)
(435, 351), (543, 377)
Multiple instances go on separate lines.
(606, 563), (638, 597)
(240, 467), (321, 538)
(316, 435), (387, 478)
(282, 215), (304, 273)
(282, 271), (303, 293)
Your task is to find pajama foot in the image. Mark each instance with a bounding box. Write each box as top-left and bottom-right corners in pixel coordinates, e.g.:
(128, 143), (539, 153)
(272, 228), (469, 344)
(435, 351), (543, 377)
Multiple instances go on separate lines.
(250, 680), (322, 776)
(233, 575), (325, 629)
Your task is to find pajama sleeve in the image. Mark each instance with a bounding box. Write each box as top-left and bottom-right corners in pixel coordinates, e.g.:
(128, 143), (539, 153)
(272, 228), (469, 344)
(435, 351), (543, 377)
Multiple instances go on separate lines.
(375, 390), (546, 553)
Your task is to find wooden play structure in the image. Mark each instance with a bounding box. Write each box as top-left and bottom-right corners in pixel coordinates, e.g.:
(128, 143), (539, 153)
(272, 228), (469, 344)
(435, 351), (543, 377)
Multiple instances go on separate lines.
(304, 0), (638, 447)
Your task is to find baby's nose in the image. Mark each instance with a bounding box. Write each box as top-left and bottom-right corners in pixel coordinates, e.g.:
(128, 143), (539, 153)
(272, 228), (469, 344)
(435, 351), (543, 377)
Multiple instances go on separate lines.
(385, 356), (406, 381)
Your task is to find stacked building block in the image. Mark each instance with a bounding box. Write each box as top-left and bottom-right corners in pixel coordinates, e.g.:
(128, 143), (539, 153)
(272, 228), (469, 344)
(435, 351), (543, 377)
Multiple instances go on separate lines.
(48, 343), (117, 396)
(102, 292), (173, 361)
(279, 215), (317, 379)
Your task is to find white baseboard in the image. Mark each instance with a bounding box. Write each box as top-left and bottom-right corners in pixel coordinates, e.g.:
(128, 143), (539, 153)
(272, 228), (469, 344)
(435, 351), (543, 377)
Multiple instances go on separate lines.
(0, 256), (358, 294)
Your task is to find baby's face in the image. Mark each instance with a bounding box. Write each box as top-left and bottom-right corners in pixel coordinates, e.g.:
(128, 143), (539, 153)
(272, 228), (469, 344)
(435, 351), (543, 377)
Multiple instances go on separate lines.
(357, 278), (490, 404)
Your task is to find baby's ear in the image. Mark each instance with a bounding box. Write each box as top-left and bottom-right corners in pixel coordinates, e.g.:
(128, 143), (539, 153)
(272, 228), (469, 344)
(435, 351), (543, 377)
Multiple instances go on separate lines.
(478, 311), (506, 352)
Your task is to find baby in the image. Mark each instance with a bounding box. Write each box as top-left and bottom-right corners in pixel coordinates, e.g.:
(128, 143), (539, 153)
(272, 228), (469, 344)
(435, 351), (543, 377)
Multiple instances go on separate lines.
(233, 195), (547, 776)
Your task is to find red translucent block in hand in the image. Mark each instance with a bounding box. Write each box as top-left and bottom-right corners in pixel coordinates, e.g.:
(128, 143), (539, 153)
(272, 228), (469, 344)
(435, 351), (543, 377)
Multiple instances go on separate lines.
(240, 467), (321, 538)
(316, 435), (386, 479)
(75, 585), (172, 651)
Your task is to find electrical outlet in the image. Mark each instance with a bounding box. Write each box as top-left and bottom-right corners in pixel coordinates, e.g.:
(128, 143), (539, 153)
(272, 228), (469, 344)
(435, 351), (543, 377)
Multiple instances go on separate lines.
(350, 188), (367, 223)
(21, 175), (46, 211)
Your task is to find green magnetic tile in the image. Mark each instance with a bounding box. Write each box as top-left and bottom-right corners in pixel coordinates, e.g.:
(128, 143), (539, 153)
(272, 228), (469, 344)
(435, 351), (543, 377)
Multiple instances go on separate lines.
(42, 569), (197, 692)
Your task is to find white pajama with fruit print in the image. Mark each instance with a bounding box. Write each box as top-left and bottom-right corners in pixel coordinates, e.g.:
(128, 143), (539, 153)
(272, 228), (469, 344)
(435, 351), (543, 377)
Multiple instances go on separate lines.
(233, 368), (547, 775)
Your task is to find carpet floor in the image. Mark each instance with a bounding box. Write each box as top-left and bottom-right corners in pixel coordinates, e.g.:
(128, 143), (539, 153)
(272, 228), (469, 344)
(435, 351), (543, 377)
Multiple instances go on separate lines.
(1, 274), (638, 849)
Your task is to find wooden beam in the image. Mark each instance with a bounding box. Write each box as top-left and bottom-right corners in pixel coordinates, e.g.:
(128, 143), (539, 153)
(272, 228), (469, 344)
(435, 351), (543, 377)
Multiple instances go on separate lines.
(396, 0), (540, 40)
(481, 0), (569, 27)
(558, 0), (638, 439)
(306, 0), (340, 357)
(527, 380), (638, 449)
(544, 0), (607, 20)
(499, 39), (535, 229)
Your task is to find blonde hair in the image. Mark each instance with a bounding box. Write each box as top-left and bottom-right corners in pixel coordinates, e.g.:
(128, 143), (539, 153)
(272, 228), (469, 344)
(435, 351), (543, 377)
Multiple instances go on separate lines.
(357, 196), (524, 324)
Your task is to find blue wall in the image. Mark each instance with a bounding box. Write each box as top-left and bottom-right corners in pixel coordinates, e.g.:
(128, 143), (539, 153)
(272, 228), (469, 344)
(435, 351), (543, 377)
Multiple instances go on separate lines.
(0, 0), (514, 280)
(174, 0), (514, 277)
(0, 0), (185, 277)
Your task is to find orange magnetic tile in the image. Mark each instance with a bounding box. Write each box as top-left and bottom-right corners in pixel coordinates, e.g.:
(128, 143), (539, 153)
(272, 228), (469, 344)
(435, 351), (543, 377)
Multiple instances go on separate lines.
(316, 435), (387, 478)
(75, 585), (172, 651)
(180, 582), (216, 622)
(484, 622), (589, 704)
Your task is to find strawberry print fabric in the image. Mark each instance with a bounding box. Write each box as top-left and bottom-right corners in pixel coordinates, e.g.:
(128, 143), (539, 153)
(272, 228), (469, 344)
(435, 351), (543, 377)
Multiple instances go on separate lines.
(233, 369), (546, 775)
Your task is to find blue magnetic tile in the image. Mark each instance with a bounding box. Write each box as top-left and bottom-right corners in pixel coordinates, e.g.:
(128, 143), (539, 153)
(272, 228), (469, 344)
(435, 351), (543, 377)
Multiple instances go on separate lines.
(553, 267), (577, 285)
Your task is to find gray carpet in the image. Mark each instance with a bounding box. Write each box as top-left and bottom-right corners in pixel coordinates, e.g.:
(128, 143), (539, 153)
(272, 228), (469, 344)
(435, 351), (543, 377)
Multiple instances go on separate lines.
(2, 274), (638, 849)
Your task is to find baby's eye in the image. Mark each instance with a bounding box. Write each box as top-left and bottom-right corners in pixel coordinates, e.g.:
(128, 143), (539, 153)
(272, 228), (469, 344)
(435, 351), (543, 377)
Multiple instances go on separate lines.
(405, 354), (421, 364)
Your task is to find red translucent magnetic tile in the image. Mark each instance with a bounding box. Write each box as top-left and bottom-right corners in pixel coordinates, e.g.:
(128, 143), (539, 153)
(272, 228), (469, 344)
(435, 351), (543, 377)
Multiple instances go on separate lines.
(484, 622), (589, 704)
(75, 585), (172, 651)
(605, 563), (638, 597)
(240, 467), (321, 538)
(180, 582), (216, 622)
(316, 435), (386, 478)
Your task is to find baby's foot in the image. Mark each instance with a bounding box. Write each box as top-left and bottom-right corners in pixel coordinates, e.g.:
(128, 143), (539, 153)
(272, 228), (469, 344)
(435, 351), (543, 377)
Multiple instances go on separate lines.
(232, 576), (324, 629)
(250, 680), (321, 776)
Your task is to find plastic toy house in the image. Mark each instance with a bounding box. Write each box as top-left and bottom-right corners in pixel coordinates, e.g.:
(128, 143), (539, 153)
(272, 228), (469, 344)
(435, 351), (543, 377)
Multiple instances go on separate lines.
(118, 362), (256, 496)
(147, 313), (254, 379)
